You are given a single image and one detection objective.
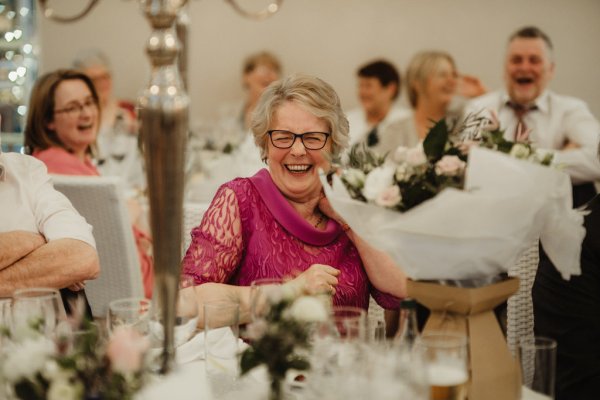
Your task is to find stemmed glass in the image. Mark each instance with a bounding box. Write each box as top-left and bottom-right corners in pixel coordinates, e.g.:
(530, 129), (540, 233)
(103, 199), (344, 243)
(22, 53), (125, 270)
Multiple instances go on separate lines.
(11, 288), (66, 338)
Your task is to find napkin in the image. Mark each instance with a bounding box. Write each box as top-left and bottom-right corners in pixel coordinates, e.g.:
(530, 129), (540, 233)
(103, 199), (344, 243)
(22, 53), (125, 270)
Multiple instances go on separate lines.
(175, 327), (247, 365)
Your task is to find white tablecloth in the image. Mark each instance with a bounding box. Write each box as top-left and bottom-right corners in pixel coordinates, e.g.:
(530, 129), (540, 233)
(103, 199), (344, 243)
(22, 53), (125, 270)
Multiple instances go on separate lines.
(137, 359), (544, 400)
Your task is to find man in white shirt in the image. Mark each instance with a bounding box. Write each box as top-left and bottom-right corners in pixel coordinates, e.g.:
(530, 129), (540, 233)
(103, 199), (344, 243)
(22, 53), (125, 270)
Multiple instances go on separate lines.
(0, 150), (99, 297)
(346, 60), (410, 149)
(467, 26), (600, 207)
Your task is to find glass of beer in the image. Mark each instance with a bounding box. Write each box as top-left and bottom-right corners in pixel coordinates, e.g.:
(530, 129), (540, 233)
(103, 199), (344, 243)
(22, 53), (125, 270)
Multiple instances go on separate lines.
(418, 331), (469, 400)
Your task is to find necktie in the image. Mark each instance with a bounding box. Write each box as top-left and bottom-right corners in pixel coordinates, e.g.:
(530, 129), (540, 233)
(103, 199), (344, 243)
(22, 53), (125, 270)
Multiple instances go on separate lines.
(507, 101), (538, 141)
(366, 125), (379, 147)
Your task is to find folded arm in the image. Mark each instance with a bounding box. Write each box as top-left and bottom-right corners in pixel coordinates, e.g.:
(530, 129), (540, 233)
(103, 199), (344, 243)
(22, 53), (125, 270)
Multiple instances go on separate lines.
(0, 238), (99, 297)
(0, 231), (46, 271)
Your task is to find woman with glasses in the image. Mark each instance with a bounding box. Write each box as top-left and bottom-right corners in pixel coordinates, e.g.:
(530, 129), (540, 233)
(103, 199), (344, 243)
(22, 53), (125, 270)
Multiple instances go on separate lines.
(24, 69), (154, 300)
(183, 74), (406, 320)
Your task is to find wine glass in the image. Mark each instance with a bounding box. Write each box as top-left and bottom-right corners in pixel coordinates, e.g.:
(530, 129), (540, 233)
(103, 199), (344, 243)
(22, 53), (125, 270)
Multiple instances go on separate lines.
(11, 288), (65, 338)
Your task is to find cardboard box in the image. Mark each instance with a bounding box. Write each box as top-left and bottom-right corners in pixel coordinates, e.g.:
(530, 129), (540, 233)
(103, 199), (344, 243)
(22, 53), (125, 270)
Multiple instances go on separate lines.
(408, 277), (521, 400)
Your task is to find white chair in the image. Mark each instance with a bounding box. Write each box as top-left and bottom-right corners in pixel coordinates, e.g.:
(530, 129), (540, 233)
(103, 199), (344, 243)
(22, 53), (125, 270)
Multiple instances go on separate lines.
(507, 239), (540, 386)
(181, 202), (209, 258)
(51, 175), (144, 318)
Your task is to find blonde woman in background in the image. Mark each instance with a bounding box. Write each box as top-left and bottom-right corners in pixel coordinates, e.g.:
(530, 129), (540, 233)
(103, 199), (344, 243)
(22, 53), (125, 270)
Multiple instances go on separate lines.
(377, 51), (486, 154)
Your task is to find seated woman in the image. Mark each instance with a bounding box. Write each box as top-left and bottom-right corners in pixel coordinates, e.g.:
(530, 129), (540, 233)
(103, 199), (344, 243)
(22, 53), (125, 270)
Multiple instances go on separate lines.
(380, 51), (486, 151)
(182, 74), (407, 324)
(23, 69), (153, 299)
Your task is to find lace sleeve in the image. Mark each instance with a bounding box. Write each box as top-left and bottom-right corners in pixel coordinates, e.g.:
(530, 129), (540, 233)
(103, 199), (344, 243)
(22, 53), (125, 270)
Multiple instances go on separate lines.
(181, 186), (243, 284)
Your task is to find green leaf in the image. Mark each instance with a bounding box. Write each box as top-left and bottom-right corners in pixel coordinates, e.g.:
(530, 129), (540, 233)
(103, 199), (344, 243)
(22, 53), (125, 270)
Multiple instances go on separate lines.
(423, 119), (449, 161)
(240, 348), (261, 375)
(287, 356), (310, 371)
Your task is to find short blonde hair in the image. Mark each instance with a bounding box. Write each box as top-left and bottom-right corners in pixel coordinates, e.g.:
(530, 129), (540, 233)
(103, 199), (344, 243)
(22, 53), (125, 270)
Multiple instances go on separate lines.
(250, 74), (349, 160)
(405, 51), (456, 108)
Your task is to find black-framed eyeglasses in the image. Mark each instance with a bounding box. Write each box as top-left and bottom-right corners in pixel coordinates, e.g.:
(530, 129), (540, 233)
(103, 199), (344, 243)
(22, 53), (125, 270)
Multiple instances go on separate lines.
(54, 98), (98, 117)
(267, 130), (330, 150)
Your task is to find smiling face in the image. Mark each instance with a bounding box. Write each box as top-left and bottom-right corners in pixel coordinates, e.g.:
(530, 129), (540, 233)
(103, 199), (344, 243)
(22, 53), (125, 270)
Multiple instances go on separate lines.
(47, 79), (99, 157)
(267, 101), (332, 203)
(504, 37), (555, 105)
(244, 62), (280, 101)
(420, 58), (457, 107)
(358, 76), (396, 116)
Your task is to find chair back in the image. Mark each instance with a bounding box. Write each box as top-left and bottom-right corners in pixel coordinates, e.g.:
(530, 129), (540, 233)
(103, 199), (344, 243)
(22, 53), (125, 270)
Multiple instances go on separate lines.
(51, 175), (144, 318)
(181, 202), (209, 257)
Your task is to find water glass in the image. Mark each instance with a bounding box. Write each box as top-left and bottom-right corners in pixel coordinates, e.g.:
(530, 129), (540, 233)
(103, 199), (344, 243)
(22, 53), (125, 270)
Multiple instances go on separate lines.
(249, 277), (284, 321)
(330, 306), (367, 341)
(147, 277), (200, 369)
(11, 288), (65, 338)
(519, 336), (556, 399)
(204, 301), (240, 398)
(107, 297), (151, 336)
(417, 331), (469, 400)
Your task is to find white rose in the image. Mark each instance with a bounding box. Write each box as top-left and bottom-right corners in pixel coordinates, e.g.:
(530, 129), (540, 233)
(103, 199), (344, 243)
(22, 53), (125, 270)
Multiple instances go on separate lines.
(395, 164), (412, 182)
(362, 165), (396, 202)
(244, 319), (268, 340)
(343, 168), (366, 189)
(392, 146), (409, 163)
(3, 337), (56, 382)
(509, 143), (531, 159)
(288, 296), (328, 323)
(48, 378), (83, 400)
(434, 155), (466, 177)
(405, 144), (427, 166)
(375, 185), (402, 208)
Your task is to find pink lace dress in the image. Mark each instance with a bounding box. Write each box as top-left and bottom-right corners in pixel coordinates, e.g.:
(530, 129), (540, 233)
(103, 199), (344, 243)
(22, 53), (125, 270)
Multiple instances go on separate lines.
(182, 169), (399, 310)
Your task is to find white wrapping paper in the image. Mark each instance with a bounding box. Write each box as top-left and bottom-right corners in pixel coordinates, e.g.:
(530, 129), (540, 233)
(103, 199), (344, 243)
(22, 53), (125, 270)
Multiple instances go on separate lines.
(324, 147), (585, 280)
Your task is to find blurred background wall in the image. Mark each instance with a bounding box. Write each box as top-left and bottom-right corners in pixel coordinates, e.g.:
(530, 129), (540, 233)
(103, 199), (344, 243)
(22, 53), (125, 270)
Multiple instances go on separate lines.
(38, 0), (600, 127)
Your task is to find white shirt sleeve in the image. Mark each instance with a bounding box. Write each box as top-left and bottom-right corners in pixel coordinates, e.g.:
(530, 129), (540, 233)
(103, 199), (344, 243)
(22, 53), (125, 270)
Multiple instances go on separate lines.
(14, 154), (97, 248)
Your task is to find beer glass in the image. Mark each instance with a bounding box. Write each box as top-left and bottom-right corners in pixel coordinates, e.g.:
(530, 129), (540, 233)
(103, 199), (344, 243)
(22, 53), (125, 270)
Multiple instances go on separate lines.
(418, 331), (469, 400)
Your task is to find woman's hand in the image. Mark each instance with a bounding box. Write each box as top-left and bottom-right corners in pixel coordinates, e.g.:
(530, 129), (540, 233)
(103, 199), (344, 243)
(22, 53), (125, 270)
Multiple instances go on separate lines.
(286, 264), (340, 296)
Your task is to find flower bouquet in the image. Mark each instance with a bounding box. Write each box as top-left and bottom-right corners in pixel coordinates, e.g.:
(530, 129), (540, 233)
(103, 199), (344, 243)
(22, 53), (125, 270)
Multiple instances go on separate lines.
(240, 293), (328, 400)
(325, 114), (585, 280)
(0, 309), (150, 400)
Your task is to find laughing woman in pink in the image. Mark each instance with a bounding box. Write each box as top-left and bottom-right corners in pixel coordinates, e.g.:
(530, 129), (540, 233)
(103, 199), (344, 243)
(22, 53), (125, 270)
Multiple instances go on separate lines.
(183, 74), (407, 322)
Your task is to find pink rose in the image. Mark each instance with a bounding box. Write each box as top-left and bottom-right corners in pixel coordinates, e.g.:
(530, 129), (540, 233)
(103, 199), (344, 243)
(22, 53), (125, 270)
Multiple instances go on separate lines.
(406, 145), (427, 166)
(375, 185), (402, 208)
(106, 326), (150, 374)
(434, 155), (466, 177)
